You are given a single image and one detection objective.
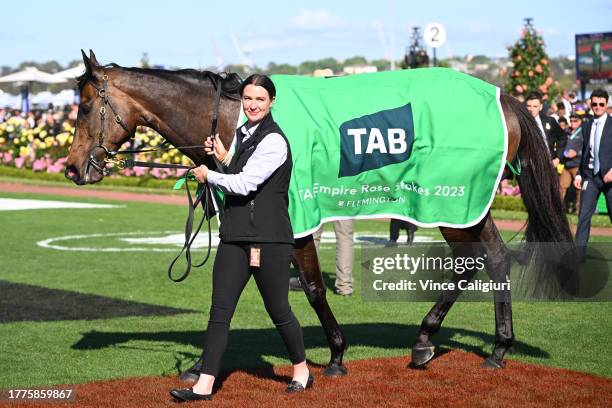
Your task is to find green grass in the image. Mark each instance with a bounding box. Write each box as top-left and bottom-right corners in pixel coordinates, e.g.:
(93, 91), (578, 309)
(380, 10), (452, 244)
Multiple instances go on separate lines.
(0, 191), (611, 389)
(492, 209), (611, 228)
(0, 165), (179, 192)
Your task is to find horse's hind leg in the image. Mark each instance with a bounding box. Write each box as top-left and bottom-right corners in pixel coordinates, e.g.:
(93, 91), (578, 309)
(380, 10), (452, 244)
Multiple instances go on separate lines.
(293, 235), (347, 376)
(478, 219), (514, 368)
(411, 223), (484, 367)
(411, 215), (514, 369)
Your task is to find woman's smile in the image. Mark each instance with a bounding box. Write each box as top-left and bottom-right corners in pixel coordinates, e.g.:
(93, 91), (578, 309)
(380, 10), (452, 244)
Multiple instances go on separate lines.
(242, 84), (274, 124)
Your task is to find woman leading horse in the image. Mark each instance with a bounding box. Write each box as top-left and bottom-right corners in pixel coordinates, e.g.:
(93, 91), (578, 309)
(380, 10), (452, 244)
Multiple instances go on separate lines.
(169, 74), (312, 401)
(64, 51), (573, 383)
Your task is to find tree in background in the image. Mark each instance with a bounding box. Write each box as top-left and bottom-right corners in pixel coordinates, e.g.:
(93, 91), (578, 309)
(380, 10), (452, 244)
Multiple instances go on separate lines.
(505, 18), (559, 100)
(139, 53), (150, 69)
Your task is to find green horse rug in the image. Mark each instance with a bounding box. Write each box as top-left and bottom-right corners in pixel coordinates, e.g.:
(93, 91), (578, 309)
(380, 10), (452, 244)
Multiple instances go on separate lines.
(249, 68), (507, 237)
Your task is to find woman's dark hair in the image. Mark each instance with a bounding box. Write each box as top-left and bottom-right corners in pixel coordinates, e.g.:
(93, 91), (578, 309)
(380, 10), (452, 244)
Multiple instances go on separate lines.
(239, 74), (276, 99)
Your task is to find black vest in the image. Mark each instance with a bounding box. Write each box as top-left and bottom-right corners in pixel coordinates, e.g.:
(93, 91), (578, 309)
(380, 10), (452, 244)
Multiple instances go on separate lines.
(219, 113), (294, 244)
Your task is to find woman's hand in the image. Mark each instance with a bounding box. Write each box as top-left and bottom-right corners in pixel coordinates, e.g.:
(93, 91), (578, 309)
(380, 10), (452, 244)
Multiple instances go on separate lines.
(192, 164), (209, 183)
(204, 133), (228, 162)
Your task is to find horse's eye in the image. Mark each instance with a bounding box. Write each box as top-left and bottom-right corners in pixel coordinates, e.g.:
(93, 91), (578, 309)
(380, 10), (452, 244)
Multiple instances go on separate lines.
(79, 104), (91, 115)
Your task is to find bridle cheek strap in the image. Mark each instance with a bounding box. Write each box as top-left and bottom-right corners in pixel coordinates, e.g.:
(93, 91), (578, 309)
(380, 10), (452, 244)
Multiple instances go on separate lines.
(85, 71), (131, 176)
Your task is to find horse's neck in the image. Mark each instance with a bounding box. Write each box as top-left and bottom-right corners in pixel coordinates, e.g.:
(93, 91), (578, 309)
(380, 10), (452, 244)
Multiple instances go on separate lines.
(123, 73), (241, 164)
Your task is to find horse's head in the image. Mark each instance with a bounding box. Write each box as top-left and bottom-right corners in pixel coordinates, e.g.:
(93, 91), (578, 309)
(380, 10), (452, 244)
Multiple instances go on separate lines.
(65, 50), (139, 184)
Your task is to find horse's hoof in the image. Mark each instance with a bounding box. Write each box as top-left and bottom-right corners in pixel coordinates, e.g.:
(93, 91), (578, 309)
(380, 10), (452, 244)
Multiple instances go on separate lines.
(481, 357), (505, 369)
(323, 363), (348, 377)
(179, 368), (200, 382)
(410, 343), (435, 368)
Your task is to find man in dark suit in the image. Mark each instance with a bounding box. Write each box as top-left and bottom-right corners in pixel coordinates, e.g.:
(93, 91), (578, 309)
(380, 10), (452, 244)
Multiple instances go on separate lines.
(574, 88), (612, 254)
(525, 92), (567, 167)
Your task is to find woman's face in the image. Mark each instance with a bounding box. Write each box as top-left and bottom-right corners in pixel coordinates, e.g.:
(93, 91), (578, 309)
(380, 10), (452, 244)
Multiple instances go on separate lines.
(242, 84), (274, 124)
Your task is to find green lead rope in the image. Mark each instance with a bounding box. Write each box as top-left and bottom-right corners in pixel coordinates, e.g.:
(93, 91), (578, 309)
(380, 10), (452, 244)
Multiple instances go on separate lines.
(173, 173), (197, 190)
(506, 154), (521, 176)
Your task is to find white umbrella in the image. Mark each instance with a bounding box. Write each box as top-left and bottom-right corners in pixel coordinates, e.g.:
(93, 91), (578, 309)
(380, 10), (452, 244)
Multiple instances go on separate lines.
(31, 91), (54, 106)
(0, 93), (21, 109)
(0, 67), (66, 113)
(0, 66), (67, 84)
(52, 64), (86, 80)
(52, 65), (84, 105)
(51, 89), (76, 107)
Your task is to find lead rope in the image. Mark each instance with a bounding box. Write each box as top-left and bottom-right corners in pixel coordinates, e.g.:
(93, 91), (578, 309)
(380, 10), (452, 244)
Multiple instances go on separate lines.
(505, 154), (521, 176)
(167, 76), (225, 282)
(167, 175), (214, 282)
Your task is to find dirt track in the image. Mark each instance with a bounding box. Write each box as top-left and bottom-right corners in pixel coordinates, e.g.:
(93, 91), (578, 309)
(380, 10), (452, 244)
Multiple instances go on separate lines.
(5, 351), (611, 408)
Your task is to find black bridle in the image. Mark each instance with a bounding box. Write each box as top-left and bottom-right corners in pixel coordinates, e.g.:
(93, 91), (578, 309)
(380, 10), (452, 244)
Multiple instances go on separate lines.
(83, 71), (133, 181)
(83, 69), (227, 174)
(81, 69), (229, 282)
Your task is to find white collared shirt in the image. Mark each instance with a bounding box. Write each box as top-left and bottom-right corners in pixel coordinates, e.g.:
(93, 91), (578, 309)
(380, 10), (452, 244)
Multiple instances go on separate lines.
(588, 114), (608, 170)
(207, 122), (288, 196)
(535, 115), (548, 148)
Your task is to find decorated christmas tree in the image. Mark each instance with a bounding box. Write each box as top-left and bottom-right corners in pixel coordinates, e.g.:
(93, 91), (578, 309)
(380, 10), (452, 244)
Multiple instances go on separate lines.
(505, 18), (556, 99)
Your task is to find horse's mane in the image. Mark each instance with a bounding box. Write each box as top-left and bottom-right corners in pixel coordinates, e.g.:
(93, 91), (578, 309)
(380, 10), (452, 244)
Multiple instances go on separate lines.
(77, 63), (242, 100)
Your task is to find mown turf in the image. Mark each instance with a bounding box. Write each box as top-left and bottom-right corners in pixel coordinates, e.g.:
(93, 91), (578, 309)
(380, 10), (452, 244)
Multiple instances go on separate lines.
(0, 191), (611, 389)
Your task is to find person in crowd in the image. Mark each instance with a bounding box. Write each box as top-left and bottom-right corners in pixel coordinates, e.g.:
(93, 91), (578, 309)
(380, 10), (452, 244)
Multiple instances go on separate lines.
(386, 219), (418, 247)
(574, 102), (590, 121)
(559, 114), (584, 211)
(170, 74), (312, 402)
(561, 90), (574, 115)
(551, 102), (570, 125)
(67, 103), (78, 123)
(525, 91), (567, 168)
(558, 117), (570, 135)
(25, 111), (35, 128)
(574, 89), (612, 259)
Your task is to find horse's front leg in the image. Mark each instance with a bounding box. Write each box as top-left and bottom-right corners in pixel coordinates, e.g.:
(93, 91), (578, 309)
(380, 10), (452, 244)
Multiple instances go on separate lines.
(293, 235), (347, 376)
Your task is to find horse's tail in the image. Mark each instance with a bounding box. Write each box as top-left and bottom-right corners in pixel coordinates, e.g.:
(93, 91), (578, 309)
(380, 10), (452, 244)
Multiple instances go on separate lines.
(503, 94), (577, 298)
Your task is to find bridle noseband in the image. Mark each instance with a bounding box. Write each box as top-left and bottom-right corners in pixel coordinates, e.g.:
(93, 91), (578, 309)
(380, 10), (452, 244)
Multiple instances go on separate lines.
(84, 70), (132, 178)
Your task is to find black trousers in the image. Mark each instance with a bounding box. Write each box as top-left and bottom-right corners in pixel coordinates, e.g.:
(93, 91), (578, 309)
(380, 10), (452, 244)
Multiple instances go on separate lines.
(576, 174), (612, 248)
(389, 219), (418, 241)
(200, 241), (305, 376)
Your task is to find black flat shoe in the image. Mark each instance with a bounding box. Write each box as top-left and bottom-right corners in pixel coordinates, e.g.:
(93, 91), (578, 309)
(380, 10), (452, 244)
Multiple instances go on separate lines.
(170, 387), (212, 402)
(285, 373), (314, 393)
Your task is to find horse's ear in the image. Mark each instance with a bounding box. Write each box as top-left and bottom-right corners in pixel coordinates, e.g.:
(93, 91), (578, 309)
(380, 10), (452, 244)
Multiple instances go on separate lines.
(89, 50), (101, 67)
(81, 49), (93, 77)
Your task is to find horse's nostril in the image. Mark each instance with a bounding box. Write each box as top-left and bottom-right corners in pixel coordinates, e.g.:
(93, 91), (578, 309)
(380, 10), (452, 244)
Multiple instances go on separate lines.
(65, 165), (78, 181)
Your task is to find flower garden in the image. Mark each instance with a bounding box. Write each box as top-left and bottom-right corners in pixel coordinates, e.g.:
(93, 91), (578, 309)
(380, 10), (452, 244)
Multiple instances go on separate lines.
(0, 117), (192, 179)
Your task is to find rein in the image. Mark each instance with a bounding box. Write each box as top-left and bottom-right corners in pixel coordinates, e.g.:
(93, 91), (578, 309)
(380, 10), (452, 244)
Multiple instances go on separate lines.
(85, 68), (228, 282)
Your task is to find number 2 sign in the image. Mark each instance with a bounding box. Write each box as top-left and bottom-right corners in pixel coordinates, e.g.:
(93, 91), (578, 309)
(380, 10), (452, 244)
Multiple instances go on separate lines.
(424, 23), (447, 48)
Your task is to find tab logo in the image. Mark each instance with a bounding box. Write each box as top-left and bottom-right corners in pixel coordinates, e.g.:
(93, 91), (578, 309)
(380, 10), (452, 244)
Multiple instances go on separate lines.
(338, 103), (415, 178)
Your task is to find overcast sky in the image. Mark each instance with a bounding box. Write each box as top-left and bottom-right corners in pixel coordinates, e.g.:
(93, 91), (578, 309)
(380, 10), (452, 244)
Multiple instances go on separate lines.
(2, 0), (611, 69)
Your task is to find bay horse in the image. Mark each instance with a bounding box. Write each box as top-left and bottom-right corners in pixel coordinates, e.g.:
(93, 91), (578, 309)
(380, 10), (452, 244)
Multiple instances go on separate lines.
(65, 51), (573, 376)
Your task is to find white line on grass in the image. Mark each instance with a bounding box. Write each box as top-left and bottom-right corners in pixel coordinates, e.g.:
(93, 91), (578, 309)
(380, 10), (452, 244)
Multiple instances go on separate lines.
(37, 231), (441, 252)
(0, 198), (122, 211)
